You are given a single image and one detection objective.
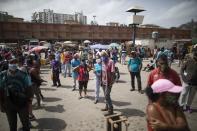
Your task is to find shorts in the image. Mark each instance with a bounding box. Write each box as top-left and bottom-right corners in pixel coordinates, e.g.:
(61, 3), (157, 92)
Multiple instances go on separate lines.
(78, 81), (88, 90)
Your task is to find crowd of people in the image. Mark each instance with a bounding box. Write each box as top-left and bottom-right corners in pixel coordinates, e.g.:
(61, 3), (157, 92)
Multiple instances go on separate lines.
(0, 43), (196, 131)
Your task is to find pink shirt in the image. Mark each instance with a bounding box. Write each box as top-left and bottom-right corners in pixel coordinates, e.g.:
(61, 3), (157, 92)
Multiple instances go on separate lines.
(101, 60), (115, 86)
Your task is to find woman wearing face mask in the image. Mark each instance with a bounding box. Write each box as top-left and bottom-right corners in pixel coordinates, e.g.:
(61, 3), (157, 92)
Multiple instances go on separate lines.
(146, 79), (190, 131)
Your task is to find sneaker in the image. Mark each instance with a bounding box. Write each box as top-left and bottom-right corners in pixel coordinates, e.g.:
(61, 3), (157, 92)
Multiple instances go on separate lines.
(180, 106), (185, 111)
(29, 121), (33, 128)
(72, 88), (76, 91)
(187, 106), (192, 113)
(104, 109), (114, 116)
(78, 96), (82, 99)
(130, 89), (135, 91)
(188, 109), (192, 113)
(57, 84), (61, 87)
(101, 108), (108, 111)
(29, 114), (36, 121)
(52, 84), (57, 87)
(94, 100), (98, 104)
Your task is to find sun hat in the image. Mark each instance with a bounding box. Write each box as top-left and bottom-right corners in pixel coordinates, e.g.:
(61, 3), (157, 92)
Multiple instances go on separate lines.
(151, 79), (183, 93)
(101, 50), (108, 56)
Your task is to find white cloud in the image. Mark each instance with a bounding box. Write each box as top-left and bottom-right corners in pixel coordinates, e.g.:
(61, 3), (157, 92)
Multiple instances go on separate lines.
(0, 0), (132, 25)
(154, 0), (197, 27)
(0, 0), (196, 27)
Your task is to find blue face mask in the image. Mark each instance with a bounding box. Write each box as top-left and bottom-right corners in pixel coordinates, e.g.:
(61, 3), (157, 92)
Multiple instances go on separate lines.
(9, 64), (17, 71)
(102, 56), (108, 63)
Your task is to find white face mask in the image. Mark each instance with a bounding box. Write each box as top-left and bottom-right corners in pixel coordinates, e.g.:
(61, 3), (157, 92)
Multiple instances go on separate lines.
(8, 64), (18, 71)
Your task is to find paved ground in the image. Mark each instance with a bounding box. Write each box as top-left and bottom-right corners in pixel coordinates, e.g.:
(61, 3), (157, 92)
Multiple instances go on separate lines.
(0, 60), (197, 131)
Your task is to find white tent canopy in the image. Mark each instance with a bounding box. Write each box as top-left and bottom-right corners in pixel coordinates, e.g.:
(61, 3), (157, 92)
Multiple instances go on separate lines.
(90, 44), (109, 49)
(83, 40), (91, 44)
(64, 41), (73, 44)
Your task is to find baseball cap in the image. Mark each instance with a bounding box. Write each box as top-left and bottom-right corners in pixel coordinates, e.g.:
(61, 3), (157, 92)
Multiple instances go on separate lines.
(151, 79), (183, 93)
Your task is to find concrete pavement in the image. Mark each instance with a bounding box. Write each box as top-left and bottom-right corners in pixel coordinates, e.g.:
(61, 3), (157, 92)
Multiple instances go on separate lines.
(0, 60), (196, 131)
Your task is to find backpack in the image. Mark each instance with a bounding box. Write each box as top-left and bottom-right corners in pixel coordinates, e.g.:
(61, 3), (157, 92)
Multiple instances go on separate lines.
(3, 70), (28, 107)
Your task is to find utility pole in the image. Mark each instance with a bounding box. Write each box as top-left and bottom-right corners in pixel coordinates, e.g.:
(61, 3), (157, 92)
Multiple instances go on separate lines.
(92, 15), (96, 43)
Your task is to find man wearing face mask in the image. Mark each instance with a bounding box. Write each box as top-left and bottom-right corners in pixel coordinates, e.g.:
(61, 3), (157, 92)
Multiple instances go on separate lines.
(179, 45), (197, 113)
(147, 54), (181, 87)
(0, 58), (32, 131)
(100, 51), (115, 116)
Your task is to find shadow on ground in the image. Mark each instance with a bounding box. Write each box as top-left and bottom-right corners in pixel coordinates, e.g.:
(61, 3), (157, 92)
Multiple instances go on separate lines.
(113, 100), (131, 107)
(119, 72), (127, 75)
(43, 97), (62, 102)
(86, 96), (131, 106)
(40, 83), (48, 86)
(40, 87), (57, 91)
(34, 118), (67, 131)
(44, 104), (65, 113)
(87, 89), (95, 92)
(114, 108), (145, 117)
(116, 80), (127, 83)
(60, 85), (73, 89)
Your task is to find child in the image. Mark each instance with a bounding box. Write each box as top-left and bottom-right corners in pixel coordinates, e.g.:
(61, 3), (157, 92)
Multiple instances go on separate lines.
(74, 59), (92, 99)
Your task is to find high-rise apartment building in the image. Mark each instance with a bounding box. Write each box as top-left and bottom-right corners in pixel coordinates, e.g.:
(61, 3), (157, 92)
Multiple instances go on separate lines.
(32, 9), (87, 24)
(75, 12), (87, 24)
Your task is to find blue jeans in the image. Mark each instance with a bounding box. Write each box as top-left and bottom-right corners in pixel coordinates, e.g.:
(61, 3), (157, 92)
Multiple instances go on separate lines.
(102, 85), (113, 110)
(64, 63), (71, 77)
(179, 82), (196, 108)
(95, 76), (101, 100)
(61, 63), (65, 74)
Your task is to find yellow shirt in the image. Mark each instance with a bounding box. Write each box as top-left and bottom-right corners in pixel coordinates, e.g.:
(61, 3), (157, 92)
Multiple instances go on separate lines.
(60, 53), (65, 63)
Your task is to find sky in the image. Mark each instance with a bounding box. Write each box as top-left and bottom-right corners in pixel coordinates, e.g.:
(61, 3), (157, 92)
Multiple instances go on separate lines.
(0, 0), (197, 28)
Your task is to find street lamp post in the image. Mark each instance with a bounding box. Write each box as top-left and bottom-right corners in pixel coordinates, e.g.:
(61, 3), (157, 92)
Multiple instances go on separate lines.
(126, 6), (145, 50)
(92, 15), (96, 43)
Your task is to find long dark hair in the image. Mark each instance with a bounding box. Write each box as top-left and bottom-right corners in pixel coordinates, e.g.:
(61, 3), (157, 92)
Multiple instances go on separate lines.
(145, 86), (160, 102)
